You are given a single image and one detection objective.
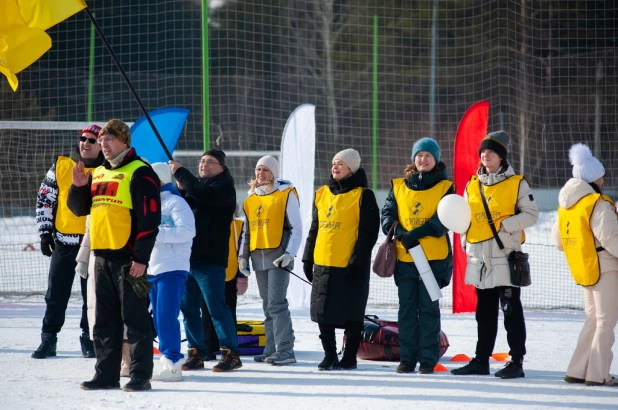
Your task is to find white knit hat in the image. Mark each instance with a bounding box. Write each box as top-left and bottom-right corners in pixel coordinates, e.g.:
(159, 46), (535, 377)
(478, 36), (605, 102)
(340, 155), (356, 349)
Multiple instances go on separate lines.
(256, 155), (279, 179)
(151, 162), (173, 186)
(569, 143), (605, 183)
(333, 148), (361, 174)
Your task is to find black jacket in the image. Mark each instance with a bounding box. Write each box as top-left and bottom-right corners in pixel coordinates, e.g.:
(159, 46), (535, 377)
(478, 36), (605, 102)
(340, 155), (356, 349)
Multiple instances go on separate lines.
(303, 168), (380, 325)
(67, 148), (161, 265)
(380, 162), (454, 287)
(174, 166), (236, 268)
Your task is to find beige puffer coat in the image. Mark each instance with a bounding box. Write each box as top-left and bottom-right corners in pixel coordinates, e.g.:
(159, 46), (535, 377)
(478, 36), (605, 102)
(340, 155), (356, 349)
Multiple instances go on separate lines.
(462, 166), (539, 289)
(551, 178), (618, 273)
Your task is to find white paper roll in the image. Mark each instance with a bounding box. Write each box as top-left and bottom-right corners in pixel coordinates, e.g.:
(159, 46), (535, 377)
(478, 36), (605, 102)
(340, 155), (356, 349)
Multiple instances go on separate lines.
(409, 245), (443, 301)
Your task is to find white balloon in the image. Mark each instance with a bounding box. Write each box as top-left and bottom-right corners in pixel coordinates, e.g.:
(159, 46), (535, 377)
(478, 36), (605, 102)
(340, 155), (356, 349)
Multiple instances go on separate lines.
(437, 194), (471, 234)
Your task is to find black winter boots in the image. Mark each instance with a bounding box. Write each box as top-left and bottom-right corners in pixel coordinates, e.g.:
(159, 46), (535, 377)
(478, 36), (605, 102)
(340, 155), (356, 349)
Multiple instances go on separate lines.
(181, 348), (204, 371)
(212, 348), (243, 372)
(335, 331), (360, 370)
(79, 334), (95, 358)
(80, 379), (120, 390)
(396, 361), (415, 373)
(32, 333), (57, 359)
(451, 357), (490, 375)
(495, 360), (525, 379)
(318, 334), (339, 371)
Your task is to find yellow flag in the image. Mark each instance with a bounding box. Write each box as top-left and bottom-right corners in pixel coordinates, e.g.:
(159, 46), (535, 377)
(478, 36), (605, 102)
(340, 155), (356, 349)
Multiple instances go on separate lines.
(0, 0), (88, 91)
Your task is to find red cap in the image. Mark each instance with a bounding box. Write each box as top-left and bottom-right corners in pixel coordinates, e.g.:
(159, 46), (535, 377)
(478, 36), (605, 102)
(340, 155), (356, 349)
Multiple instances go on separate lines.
(81, 124), (102, 137)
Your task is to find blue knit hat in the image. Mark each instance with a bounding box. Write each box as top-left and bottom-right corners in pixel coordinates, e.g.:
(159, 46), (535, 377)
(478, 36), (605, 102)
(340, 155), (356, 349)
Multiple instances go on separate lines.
(411, 137), (440, 163)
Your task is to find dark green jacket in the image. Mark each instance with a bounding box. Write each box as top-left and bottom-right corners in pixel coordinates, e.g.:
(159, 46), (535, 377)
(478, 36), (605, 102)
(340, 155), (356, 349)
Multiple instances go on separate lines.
(380, 162), (454, 287)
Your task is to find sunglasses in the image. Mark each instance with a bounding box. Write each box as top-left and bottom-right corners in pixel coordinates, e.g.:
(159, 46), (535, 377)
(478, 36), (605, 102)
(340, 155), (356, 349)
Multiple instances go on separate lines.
(79, 136), (98, 144)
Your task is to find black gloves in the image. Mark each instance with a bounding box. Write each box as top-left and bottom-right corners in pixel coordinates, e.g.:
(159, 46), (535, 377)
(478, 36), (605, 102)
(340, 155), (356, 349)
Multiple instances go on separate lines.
(120, 263), (153, 299)
(40, 233), (55, 257)
(397, 232), (420, 250)
(303, 262), (313, 283)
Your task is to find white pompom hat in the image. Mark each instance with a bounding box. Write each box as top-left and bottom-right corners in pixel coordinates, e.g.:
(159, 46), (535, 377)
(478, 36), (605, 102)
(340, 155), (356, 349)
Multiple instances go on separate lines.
(569, 143), (604, 183)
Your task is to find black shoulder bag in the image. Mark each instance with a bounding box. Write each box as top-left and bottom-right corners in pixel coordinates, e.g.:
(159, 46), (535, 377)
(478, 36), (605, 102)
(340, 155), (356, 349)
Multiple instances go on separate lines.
(478, 180), (531, 287)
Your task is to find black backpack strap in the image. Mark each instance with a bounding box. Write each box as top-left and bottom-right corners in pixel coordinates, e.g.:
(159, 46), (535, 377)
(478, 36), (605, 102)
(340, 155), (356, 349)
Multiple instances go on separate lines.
(478, 179), (505, 250)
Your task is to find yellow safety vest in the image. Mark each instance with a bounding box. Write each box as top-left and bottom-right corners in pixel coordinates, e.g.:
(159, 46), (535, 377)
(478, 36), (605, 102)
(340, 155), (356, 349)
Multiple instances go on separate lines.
(466, 175), (524, 244)
(558, 193), (615, 286)
(393, 178), (452, 262)
(313, 185), (363, 268)
(226, 219), (244, 281)
(90, 160), (147, 250)
(55, 156), (94, 235)
(243, 187), (297, 251)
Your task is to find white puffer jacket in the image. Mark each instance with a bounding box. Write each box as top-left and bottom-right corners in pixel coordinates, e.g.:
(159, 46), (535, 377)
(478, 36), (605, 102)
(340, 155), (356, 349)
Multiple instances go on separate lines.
(551, 178), (618, 273)
(462, 166), (539, 289)
(149, 190), (196, 276)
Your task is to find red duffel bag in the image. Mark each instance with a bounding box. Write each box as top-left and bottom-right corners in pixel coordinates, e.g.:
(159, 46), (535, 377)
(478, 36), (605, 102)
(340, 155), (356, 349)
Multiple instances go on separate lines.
(344, 315), (449, 361)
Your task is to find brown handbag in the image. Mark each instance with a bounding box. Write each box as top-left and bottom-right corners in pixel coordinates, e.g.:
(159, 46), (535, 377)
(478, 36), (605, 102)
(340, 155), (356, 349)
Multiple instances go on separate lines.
(372, 221), (399, 278)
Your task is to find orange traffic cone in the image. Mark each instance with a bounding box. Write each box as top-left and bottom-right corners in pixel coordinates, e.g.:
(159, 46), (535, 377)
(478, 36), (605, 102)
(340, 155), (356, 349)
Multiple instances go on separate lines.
(449, 353), (471, 362)
(153, 346), (161, 354)
(434, 363), (449, 372)
(491, 352), (509, 362)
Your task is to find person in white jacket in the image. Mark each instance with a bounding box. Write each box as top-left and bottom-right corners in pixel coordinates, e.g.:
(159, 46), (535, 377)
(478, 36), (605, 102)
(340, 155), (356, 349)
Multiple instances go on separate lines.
(148, 163), (196, 382)
(552, 144), (618, 387)
(239, 155), (302, 365)
(452, 131), (539, 379)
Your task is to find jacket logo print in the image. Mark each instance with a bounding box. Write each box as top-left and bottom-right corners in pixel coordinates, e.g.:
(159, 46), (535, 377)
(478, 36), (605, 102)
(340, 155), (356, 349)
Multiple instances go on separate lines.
(112, 173), (125, 180)
(255, 204), (264, 217)
(411, 202), (424, 215)
(326, 205), (335, 218)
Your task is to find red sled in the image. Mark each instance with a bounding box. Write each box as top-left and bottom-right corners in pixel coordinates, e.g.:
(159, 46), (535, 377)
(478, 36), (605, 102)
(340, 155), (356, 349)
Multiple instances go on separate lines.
(345, 315), (449, 361)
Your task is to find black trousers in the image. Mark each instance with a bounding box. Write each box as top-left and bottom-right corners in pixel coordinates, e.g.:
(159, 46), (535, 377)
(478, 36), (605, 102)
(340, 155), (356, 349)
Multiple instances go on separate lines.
(42, 242), (88, 335)
(92, 255), (153, 383)
(475, 286), (526, 362)
(202, 277), (237, 354)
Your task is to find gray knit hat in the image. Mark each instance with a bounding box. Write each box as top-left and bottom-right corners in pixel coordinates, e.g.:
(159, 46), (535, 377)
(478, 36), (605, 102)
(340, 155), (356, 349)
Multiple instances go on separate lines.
(333, 148), (361, 174)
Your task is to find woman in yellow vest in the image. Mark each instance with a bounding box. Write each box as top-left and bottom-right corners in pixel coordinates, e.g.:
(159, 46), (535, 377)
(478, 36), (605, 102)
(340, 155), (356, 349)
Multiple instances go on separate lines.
(239, 155), (302, 365)
(452, 131), (538, 379)
(381, 138), (454, 375)
(302, 149), (379, 370)
(552, 143), (618, 386)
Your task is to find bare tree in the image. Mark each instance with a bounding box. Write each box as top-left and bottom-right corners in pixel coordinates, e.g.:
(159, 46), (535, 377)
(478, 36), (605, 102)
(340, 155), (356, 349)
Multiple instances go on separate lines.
(280, 0), (351, 145)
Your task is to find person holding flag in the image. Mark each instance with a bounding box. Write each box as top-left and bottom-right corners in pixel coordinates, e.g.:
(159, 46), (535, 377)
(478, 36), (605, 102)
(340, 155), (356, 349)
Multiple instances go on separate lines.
(69, 119), (161, 392)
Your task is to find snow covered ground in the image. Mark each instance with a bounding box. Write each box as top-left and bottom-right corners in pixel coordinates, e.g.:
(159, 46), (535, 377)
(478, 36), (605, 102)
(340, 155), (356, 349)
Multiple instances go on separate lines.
(1, 297), (617, 410)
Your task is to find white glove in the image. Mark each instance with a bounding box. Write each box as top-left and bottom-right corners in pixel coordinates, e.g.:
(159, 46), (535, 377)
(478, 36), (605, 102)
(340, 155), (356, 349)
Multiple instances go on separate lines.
(76, 261), (89, 279)
(273, 253), (293, 268)
(238, 258), (251, 276)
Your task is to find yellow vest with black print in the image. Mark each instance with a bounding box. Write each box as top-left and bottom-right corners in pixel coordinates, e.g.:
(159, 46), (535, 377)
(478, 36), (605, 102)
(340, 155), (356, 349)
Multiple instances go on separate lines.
(313, 185), (362, 268)
(90, 160), (147, 250)
(55, 156), (95, 235)
(393, 178), (452, 262)
(226, 219), (244, 281)
(243, 187), (297, 251)
(558, 193), (615, 286)
(466, 175), (524, 244)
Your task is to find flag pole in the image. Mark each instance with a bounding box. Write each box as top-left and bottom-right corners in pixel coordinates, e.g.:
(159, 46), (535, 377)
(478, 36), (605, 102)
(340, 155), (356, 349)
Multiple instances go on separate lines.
(83, 8), (173, 161)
